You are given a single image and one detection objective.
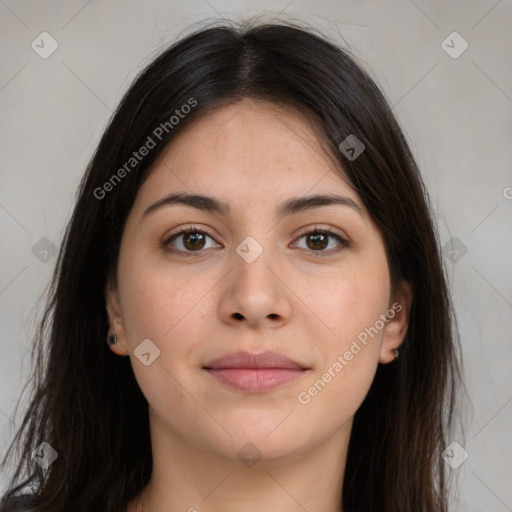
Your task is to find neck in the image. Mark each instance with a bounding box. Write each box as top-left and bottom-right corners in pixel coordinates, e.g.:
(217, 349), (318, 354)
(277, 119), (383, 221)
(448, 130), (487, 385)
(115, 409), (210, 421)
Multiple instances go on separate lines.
(128, 413), (351, 512)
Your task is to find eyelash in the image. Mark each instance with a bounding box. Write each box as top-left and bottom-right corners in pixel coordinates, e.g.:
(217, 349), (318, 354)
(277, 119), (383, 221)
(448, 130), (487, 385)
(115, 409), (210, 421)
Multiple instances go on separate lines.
(163, 224), (350, 258)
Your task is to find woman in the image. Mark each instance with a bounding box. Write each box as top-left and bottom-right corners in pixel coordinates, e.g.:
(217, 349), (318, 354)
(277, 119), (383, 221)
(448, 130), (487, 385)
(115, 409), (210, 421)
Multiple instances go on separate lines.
(0, 19), (465, 512)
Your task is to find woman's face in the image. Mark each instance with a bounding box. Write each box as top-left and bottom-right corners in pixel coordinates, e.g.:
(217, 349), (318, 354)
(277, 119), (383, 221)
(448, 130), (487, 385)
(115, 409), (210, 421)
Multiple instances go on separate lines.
(107, 98), (409, 464)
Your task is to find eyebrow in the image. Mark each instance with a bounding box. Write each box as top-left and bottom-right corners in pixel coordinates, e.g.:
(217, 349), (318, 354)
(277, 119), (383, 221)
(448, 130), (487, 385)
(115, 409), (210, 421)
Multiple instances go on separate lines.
(142, 192), (364, 219)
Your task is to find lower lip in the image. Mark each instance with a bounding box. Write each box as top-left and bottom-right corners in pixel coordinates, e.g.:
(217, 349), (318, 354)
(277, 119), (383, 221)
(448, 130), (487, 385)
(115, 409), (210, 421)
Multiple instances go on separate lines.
(205, 368), (306, 392)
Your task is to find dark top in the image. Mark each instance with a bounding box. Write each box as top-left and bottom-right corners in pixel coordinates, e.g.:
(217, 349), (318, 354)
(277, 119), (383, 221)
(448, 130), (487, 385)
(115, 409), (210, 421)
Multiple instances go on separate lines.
(0, 495), (38, 512)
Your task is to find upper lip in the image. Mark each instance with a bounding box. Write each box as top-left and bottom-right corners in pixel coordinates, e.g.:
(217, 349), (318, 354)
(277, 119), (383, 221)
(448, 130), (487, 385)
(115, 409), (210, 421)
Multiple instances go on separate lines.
(203, 351), (308, 370)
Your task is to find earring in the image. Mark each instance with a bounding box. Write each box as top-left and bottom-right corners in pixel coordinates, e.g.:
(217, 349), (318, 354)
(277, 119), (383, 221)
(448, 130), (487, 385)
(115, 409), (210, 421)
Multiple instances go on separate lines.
(108, 333), (117, 345)
(393, 348), (400, 359)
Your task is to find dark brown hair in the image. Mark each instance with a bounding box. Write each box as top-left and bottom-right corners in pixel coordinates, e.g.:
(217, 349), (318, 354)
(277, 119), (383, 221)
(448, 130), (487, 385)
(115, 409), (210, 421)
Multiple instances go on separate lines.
(0, 19), (465, 512)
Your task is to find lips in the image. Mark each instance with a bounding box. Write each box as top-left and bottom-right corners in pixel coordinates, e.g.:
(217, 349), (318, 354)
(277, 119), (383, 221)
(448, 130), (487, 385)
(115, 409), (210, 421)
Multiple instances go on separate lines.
(203, 351), (308, 392)
(204, 351), (307, 370)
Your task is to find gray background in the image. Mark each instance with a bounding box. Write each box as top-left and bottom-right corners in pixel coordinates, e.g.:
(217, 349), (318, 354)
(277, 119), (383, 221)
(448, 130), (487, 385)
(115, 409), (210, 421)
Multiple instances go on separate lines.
(1, 1), (511, 510)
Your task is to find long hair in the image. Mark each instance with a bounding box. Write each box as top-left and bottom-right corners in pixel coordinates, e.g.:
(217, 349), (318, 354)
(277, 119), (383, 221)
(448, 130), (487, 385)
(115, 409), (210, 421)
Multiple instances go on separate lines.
(1, 19), (465, 512)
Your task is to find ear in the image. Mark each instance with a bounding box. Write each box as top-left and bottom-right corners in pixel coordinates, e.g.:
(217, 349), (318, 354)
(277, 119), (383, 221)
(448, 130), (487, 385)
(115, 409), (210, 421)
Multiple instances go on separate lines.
(379, 280), (413, 364)
(105, 277), (130, 356)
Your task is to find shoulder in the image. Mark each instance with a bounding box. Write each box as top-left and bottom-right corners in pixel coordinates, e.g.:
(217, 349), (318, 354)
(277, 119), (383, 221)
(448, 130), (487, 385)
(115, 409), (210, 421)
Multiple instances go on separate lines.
(0, 494), (38, 512)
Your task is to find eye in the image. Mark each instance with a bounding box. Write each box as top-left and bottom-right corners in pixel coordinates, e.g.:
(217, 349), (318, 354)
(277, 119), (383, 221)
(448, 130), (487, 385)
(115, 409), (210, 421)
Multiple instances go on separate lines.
(163, 225), (349, 257)
(292, 227), (349, 256)
(163, 225), (221, 255)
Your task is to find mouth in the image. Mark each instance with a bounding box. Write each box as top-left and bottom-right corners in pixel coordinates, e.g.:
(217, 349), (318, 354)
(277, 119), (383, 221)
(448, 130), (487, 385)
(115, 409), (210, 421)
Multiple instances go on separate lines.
(203, 351), (309, 392)
(204, 367), (307, 392)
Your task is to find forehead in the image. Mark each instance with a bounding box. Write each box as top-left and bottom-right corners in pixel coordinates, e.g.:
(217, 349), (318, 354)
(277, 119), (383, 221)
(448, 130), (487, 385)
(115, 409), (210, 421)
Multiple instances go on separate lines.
(134, 99), (360, 212)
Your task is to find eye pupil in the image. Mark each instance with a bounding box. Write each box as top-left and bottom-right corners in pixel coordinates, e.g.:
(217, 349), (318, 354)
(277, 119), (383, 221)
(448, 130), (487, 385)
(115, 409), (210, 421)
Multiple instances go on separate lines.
(307, 233), (328, 250)
(184, 232), (205, 250)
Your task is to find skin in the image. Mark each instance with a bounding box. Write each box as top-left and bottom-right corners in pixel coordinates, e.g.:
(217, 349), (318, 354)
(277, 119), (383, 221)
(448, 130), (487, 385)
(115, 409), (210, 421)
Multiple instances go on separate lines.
(106, 98), (412, 512)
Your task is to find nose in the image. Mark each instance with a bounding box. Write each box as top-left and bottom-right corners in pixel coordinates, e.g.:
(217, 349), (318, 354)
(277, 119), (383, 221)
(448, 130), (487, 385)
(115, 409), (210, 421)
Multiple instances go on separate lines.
(217, 240), (293, 330)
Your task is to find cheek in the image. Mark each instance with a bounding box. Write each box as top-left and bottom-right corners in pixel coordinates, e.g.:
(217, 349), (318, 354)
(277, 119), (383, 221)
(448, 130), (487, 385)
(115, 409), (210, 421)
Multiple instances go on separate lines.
(118, 251), (209, 346)
(118, 272), (169, 344)
(305, 268), (389, 414)
(295, 279), (386, 425)
(117, 261), (208, 412)
(297, 264), (389, 346)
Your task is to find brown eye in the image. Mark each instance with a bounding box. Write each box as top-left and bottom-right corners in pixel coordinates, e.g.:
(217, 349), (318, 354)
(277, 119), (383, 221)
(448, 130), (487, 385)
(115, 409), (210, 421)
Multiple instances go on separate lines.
(164, 227), (220, 254)
(181, 231), (206, 251)
(306, 232), (329, 250)
(293, 228), (349, 256)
